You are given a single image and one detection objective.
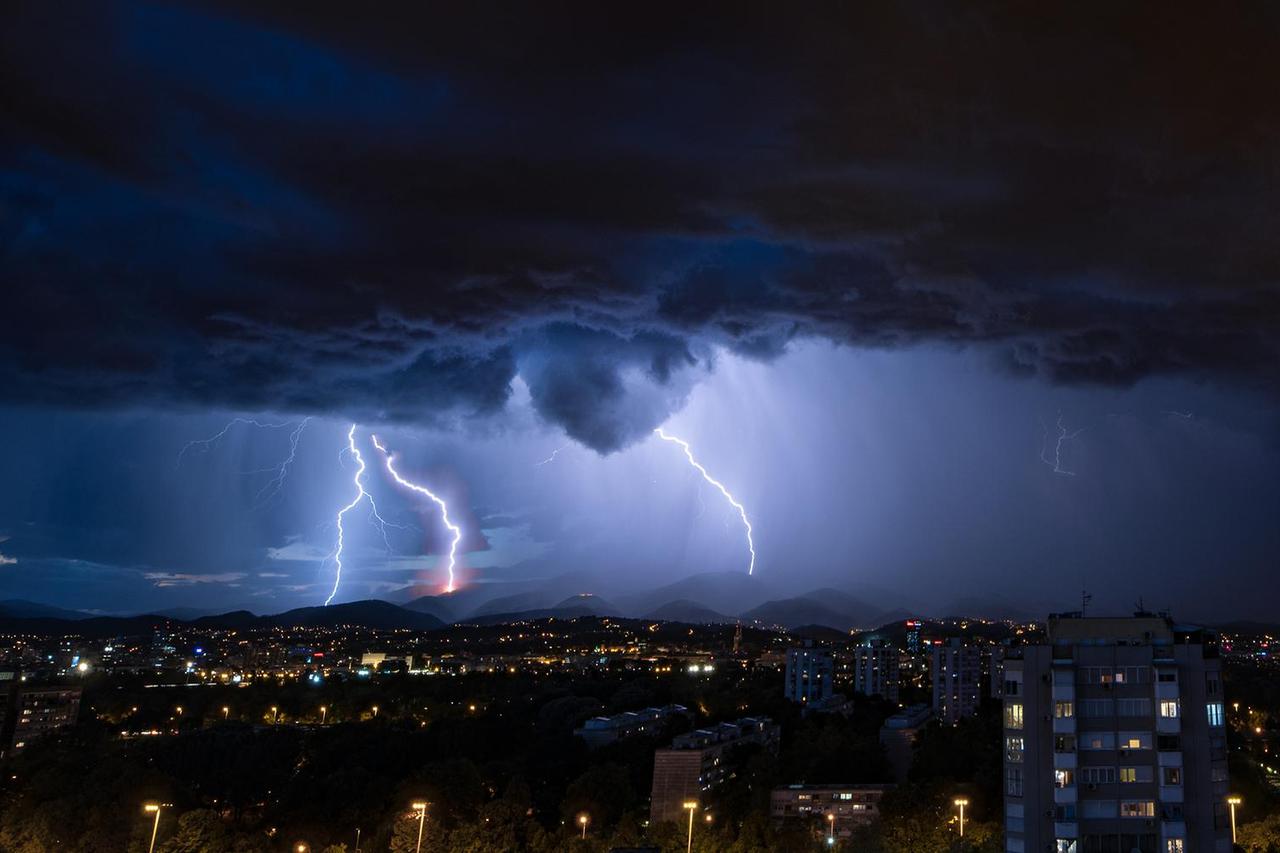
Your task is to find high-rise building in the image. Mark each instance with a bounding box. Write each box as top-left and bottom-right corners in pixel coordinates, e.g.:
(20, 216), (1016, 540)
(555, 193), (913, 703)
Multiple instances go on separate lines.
(853, 642), (900, 704)
(1002, 614), (1230, 853)
(905, 620), (923, 655)
(784, 644), (834, 705)
(650, 717), (780, 823)
(932, 639), (982, 724)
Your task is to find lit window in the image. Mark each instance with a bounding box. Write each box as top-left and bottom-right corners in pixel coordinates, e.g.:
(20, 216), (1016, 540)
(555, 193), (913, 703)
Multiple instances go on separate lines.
(1159, 700), (1179, 718)
(1055, 701), (1074, 718)
(1056, 841), (1078, 853)
(1207, 703), (1224, 727)
(1006, 736), (1025, 762)
(1054, 769), (1074, 789)
(1166, 840), (1184, 853)
(1005, 704), (1024, 730)
(1120, 767), (1137, 783)
(1120, 801), (1155, 818)
(1162, 767), (1181, 786)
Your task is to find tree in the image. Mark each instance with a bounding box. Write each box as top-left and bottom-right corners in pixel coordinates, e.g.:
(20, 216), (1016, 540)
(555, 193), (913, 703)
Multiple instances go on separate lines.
(1239, 814), (1280, 853)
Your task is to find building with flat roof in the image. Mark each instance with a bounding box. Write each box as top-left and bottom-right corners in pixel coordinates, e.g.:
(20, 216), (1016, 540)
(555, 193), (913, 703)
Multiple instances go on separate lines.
(770, 784), (893, 839)
(6, 685), (81, 754)
(1002, 613), (1230, 853)
(853, 642), (900, 704)
(650, 717), (780, 823)
(879, 703), (932, 783)
(933, 639), (982, 724)
(784, 644), (834, 706)
(573, 704), (688, 748)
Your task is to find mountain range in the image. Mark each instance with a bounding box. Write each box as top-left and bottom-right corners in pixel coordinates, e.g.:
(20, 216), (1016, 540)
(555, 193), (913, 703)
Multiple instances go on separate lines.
(0, 571), (1081, 634)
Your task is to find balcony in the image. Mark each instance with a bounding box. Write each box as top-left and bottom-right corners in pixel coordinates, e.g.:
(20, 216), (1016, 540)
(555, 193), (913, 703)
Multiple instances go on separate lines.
(1054, 822), (1079, 839)
(1159, 785), (1183, 804)
(1054, 785), (1077, 804)
(1053, 751), (1077, 770)
(1053, 716), (1077, 735)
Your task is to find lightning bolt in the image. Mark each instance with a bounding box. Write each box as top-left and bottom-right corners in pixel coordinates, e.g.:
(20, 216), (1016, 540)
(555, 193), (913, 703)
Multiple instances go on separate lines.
(1040, 413), (1085, 476)
(324, 424), (398, 606)
(252, 417), (312, 505)
(535, 444), (568, 467)
(653, 427), (756, 575)
(176, 417), (293, 467)
(371, 435), (463, 594)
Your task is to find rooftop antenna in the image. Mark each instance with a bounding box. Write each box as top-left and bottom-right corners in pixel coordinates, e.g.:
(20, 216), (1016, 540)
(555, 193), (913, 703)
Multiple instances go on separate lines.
(1081, 589), (1092, 617)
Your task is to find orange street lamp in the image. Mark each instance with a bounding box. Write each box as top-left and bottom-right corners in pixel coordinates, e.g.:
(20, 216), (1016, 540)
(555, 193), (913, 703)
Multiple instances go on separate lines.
(320, 705), (327, 724)
(683, 801), (699, 853)
(411, 801), (429, 853)
(143, 803), (163, 853)
(954, 798), (969, 837)
(222, 706), (230, 720)
(1227, 796), (1242, 844)
(827, 812), (836, 846)
(578, 813), (589, 839)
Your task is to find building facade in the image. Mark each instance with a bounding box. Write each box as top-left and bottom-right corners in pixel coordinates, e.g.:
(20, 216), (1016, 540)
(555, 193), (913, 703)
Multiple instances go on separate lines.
(5, 685), (82, 754)
(879, 703), (932, 784)
(574, 704), (688, 748)
(650, 717), (780, 823)
(853, 642), (900, 704)
(784, 645), (834, 706)
(1002, 614), (1230, 853)
(770, 784), (892, 839)
(932, 639), (982, 724)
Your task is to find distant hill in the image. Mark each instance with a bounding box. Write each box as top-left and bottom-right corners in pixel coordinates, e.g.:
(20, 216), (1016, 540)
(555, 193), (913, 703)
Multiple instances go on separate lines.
(459, 605), (601, 626)
(0, 599), (444, 637)
(614, 571), (778, 617)
(0, 599), (91, 620)
(402, 595), (457, 624)
(643, 599), (733, 625)
(743, 597), (859, 631)
(551, 594), (619, 616)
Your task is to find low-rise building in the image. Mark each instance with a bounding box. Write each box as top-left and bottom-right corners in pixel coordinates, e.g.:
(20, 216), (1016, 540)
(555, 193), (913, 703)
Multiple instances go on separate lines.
(770, 784), (893, 838)
(650, 717), (780, 823)
(573, 704), (688, 748)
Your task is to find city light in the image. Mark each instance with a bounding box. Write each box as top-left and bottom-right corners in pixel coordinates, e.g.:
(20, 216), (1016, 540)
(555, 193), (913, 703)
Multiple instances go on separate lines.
(683, 801), (699, 853)
(578, 813), (589, 840)
(1228, 796), (1243, 844)
(143, 803), (164, 853)
(952, 797), (969, 838)
(411, 802), (429, 853)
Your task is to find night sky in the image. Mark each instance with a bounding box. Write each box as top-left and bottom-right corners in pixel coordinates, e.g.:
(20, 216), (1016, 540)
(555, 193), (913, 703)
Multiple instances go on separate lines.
(2, 3), (1278, 620)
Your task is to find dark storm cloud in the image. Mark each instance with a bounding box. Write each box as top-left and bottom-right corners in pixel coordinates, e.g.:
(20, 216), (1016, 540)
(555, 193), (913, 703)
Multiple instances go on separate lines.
(3, 2), (1278, 451)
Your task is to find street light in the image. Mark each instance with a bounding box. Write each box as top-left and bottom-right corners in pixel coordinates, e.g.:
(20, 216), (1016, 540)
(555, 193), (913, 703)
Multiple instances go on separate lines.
(411, 801), (429, 853)
(827, 812), (836, 846)
(954, 798), (969, 838)
(222, 706), (230, 720)
(295, 844), (309, 853)
(372, 705), (379, 718)
(1227, 796), (1242, 844)
(271, 705), (279, 724)
(320, 705), (327, 724)
(578, 813), (589, 840)
(143, 803), (163, 853)
(683, 801), (698, 853)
